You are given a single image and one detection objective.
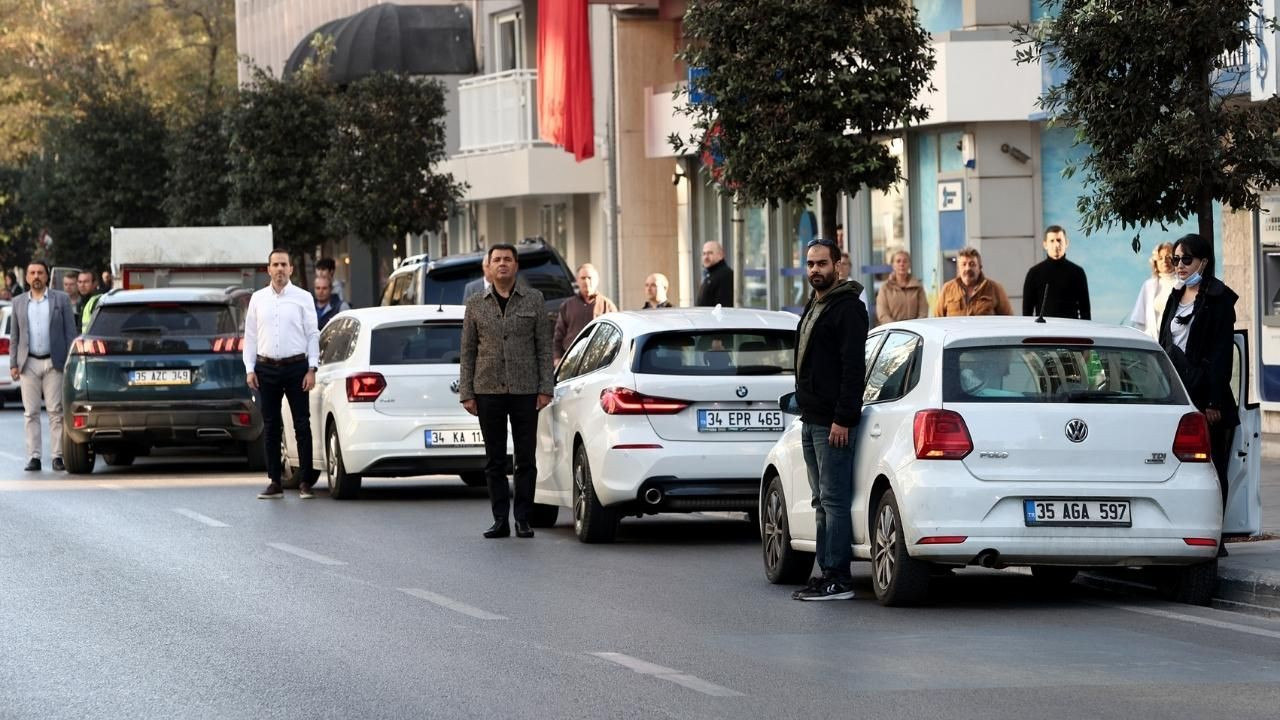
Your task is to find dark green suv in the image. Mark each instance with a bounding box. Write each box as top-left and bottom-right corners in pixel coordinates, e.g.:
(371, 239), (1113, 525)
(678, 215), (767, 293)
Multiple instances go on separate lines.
(61, 287), (264, 474)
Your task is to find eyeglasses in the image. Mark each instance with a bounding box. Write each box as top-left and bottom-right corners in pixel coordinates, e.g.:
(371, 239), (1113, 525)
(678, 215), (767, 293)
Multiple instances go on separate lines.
(805, 238), (836, 248)
(1171, 254), (1198, 266)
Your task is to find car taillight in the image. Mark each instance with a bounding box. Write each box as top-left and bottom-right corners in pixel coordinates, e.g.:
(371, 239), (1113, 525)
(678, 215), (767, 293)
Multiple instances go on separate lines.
(1172, 412), (1211, 462)
(73, 415), (87, 429)
(212, 336), (245, 353)
(73, 338), (108, 355)
(600, 387), (690, 415)
(231, 412), (252, 427)
(913, 409), (973, 460)
(346, 372), (386, 402)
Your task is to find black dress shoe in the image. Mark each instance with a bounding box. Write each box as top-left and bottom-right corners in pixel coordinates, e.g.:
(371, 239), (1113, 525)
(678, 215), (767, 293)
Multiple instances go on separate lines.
(23, 458), (40, 472)
(483, 521), (510, 539)
(52, 457), (65, 472)
(515, 520), (534, 538)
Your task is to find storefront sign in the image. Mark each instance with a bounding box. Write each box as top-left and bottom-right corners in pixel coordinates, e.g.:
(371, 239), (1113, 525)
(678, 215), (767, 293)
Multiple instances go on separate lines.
(1261, 191), (1280, 247)
(1252, 1), (1278, 101)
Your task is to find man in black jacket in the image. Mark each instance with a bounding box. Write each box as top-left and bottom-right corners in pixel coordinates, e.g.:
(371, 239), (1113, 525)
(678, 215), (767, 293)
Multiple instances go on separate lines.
(696, 241), (734, 307)
(792, 238), (867, 601)
(1022, 225), (1090, 319)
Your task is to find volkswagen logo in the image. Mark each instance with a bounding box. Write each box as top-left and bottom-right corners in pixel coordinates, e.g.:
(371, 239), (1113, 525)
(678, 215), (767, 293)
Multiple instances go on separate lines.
(450, 379), (460, 394)
(1064, 419), (1088, 443)
(735, 386), (748, 398)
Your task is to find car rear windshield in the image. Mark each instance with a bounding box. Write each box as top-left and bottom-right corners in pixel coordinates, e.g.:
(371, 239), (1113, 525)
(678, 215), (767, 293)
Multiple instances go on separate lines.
(423, 254), (574, 304)
(370, 323), (463, 365)
(943, 345), (1188, 404)
(637, 330), (795, 375)
(89, 303), (240, 337)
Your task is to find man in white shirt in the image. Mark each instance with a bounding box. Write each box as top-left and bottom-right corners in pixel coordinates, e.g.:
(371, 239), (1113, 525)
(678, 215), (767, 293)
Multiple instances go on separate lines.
(243, 249), (321, 499)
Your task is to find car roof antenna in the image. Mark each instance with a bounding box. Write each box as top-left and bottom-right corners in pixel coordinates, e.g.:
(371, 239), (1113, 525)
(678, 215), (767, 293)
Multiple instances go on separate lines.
(437, 286), (445, 313)
(1035, 285), (1048, 324)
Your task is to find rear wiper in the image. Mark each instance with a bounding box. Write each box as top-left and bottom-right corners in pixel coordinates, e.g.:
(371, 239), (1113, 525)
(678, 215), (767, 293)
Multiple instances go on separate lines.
(1062, 390), (1140, 402)
(735, 365), (784, 375)
(120, 326), (166, 334)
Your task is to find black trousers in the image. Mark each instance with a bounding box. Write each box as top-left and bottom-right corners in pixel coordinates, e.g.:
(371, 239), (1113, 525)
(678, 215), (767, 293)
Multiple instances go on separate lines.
(1209, 421), (1236, 509)
(257, 360), (312, 484)
(475, 393), (538, 523)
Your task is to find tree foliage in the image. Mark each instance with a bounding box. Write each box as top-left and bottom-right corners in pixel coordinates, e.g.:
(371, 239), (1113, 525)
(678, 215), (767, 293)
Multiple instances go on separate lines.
(1016, 1), (1280, 247)
(163, 98), (231, 226)
(673, 0), (934, 237)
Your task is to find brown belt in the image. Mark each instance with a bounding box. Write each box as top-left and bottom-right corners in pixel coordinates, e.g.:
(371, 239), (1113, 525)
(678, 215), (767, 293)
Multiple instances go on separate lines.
(256, 354), (306, 366)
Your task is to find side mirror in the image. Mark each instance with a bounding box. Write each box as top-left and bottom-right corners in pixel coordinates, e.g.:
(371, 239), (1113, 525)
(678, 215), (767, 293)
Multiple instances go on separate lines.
(778, 391), (800, 415)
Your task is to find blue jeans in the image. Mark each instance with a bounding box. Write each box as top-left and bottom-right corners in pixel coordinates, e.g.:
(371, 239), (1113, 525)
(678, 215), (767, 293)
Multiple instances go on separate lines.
(801, 421), (856, 581)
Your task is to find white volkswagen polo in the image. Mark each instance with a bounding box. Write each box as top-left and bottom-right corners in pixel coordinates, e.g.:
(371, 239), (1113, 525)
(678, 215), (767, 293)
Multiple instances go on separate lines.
(532, 308), (800, 542)
(760, 318), (1262, 606)
(282, 305), (505, 498)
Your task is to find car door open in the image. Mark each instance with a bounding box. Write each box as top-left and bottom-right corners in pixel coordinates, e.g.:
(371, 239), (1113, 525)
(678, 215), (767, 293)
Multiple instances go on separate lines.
(1224, 330), (1262, 536)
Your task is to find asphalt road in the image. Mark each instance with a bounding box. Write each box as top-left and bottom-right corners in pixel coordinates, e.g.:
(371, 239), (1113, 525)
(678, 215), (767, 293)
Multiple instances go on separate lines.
(2, 407), (1279, 720)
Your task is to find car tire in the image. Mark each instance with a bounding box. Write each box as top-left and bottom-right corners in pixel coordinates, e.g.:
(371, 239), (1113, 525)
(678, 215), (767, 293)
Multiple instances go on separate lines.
(280, 435), (301, 489)
(871, 489), (931, 606)
(529, 503), (559, 528)
(761, 476), (814, 585)
(244, 438), (267, 473)
(459, 472), (486, 488)
(572, 443), (616, 543)
(1157, 559), (1218, 606)
(1030, 566), (1079, 588)
(102, 451), (136, 467)
(326, 423), (361, 500)
(62, 431), (95, 475)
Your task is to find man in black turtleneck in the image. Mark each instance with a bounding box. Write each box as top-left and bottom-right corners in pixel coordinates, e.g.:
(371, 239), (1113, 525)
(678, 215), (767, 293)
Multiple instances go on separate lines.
(1022, 225), (1091, 319)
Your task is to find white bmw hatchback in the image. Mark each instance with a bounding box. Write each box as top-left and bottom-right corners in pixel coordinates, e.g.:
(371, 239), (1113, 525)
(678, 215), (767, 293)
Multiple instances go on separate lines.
(533, 308), (800, 542)
(282, 305), (504, 498)
(761, 318), (1262, 606)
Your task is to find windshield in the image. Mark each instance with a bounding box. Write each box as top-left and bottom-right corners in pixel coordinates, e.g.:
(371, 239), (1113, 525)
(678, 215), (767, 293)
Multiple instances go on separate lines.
(637, 330), (795, 376)
(943, 345), (1188, 404)
(422, 254), (574, 305)
(89, 303), (240, 337)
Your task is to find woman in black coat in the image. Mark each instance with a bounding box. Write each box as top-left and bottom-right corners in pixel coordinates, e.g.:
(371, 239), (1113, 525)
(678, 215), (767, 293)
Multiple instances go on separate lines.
(1157, 233), (1239, 554)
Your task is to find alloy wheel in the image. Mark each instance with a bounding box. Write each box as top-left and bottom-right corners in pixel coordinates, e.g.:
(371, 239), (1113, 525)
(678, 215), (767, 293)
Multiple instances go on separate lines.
(763, 487), (786, 572)
(874, 504), (898, 590)
(573, 460), (587, 534)
(326, 430), (338, 482)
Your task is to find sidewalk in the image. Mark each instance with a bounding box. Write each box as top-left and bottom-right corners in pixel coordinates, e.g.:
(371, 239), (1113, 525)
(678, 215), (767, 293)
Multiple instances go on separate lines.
(1215, 432), (1280, 614)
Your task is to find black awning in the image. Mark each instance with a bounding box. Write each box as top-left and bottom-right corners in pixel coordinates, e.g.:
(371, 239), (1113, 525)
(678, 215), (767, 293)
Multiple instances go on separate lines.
(283, 3), (478, 83)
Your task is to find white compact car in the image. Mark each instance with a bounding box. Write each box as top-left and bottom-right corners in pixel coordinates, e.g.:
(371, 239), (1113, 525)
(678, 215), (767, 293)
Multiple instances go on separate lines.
(0, 302), (19, 406)
(282, 305), (505, 498)
(760, 318), (1262, 606)
(532, 307), (800, 542)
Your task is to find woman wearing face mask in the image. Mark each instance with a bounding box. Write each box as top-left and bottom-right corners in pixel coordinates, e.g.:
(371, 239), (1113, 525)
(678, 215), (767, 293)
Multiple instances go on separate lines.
(1129, 242), (1176, 340)
(1158, 233), (1239, 557)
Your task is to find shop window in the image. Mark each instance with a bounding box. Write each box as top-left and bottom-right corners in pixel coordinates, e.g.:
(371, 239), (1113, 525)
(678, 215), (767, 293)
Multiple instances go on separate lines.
(740, 205), (769, 309)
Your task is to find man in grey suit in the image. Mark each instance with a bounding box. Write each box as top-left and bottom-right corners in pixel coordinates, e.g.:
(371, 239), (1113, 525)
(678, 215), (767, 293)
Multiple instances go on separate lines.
(9, 260), (78, 472)
(462, 255), (492, 301)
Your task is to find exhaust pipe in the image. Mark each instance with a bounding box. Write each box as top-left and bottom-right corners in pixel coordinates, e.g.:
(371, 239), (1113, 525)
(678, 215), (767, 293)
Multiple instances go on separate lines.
(196, 428), (232, 439)
(643, 488), (663, 505)
(975, 550), (1002, 569)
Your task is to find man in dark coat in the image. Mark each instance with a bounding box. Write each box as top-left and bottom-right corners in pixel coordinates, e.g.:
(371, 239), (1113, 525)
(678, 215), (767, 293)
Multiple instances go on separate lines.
(696, 241), (734, 307)
(1022, 225), (1091, 319)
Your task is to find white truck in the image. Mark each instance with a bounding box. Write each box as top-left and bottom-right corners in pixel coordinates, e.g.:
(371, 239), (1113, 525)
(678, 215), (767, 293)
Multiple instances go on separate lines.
(110, 225), (273, 291)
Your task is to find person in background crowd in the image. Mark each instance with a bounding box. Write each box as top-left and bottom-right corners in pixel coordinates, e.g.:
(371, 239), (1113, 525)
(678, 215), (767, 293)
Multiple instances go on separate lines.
(459, 244), (554, 539)
(62, 272), (79, 305)
(936, 247), (1013, 317)
(1022, 225), (1091, 319)
(791, 238), (867, 601)
(1157, 233), (1239, 557)
(0, 287), (11, 301)
(463, 256), (492, 301)
(696, 241), (734, 307)
(315, 257), (346, 304)
(244, 249), (321, 500)
(314, 274), (350, 330)
(9, 261), (77, 472)
(74, 271), (98, 333)
(553, 263), (617, 362)
(9, 268), (24, 296)
(1129, 242), (1176, 340)
(641, 273), (671, 309)
(98, 269), (114, 295)
(875, 249), (929, 324)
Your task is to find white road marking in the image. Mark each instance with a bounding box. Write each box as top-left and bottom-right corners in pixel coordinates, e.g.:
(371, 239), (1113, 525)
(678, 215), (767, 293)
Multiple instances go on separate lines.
(590, 652), (744, 697)
(0, 450), (26, 462)
(266, 542), (346, 566)
(397, 588), (508, 620)
(1093, 601), (1280, 640)
(172, 508), (229, 528)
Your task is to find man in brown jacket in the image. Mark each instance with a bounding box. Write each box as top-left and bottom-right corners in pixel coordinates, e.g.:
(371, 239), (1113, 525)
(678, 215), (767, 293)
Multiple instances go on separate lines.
(460, 244), (555, 539)
(553, 263), (617, 362)
(935, 247), (1014, 317)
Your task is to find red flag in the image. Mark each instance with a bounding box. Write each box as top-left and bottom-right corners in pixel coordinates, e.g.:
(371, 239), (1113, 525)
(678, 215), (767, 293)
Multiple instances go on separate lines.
(537, 0), (594, 161)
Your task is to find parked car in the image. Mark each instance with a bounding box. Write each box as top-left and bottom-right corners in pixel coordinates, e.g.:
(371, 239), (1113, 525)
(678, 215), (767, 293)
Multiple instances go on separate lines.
(533, 308), (801, 542)
(760, 317), (1262, 606)
(380, 238), (576, 322)
(0, 301), (20, 407)
(61, 287), (264, 473)
(281, 305), (509, 498)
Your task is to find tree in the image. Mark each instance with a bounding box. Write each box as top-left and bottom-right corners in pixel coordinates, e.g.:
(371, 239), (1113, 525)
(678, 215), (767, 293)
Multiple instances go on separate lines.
(1016, 1), (1280, 248)
(322, 72), (464, 295)
(163, 98), (231, 226)
(672, 0), (934, 239)
(222, 67), (335, 269)
(0, 166), (37, 272)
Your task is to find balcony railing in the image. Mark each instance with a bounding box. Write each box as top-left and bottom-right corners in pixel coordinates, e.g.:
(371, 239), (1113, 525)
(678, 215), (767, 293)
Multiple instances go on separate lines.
(457, 68), (548, 154)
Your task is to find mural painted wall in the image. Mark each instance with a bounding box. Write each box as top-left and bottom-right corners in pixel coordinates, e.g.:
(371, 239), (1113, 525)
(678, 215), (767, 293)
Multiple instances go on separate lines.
(1039, 127), (1221, 324)
(913, 0), (963, 35)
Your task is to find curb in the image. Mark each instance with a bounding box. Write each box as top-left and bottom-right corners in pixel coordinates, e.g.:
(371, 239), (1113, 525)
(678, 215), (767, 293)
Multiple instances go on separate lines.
(1215, 562), (1280, 615)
